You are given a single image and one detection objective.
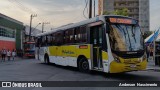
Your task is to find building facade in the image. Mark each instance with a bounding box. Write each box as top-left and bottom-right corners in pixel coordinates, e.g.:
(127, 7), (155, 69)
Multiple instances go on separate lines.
(0, 13), (24, 51)
(98, 0), (150, 32)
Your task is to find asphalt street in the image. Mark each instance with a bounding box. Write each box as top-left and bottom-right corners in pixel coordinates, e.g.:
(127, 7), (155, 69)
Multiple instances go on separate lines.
(0, 58), (159, 90)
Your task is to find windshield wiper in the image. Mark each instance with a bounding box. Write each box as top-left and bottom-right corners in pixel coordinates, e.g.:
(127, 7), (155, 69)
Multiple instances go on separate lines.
(117, 25), (132, 51)
(125, 26), (133, 51)
(131, 25), (137, 43)
(116, 25), (127, 41)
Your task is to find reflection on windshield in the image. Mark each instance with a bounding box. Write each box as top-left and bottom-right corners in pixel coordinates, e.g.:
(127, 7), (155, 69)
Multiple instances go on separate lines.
(24, 44), (35, 50)
(109, 24), (144, 52)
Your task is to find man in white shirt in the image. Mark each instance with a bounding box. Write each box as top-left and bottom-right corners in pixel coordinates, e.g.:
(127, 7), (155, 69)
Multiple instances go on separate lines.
(7, 49), (11, 61)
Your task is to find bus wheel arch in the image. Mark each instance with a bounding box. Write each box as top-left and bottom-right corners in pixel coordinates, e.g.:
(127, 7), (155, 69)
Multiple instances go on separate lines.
(77, 55), (89, 73)
(44, 53), (50, 64)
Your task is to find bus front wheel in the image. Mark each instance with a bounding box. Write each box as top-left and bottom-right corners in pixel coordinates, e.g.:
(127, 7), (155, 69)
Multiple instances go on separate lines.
(78, 58), (89, 73)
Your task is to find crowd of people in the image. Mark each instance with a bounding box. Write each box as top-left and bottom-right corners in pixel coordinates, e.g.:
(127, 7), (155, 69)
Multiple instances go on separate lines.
(1, 49), (16, 62)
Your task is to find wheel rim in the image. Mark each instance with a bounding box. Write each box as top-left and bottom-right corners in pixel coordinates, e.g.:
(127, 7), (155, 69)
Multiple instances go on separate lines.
(82, 61), (88, 70)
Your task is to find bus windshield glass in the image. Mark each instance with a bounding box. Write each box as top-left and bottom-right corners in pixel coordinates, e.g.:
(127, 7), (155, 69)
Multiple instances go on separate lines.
(24, 43), (35, 50)
(109, 24), (144, 52)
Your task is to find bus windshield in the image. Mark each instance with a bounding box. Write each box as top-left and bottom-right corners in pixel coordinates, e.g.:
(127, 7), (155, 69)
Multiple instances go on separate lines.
(109, 24), (144, 52)
(24, 43), (35, 51)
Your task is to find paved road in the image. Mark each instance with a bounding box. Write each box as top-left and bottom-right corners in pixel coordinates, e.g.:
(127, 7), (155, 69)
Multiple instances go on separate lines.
(0, 59), (160, 90)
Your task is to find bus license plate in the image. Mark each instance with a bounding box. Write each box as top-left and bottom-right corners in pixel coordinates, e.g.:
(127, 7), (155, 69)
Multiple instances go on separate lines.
(130, 65), (136, 68)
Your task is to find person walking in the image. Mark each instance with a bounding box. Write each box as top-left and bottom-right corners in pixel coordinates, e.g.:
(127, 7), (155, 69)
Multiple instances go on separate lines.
(12, 49), (16, 61)
(1, 49), (3, 61)
(1, 49), (4, 61)
(7, 49), (11, 61)
(2, 49), (7, 62)
(146, 45), (150, 62)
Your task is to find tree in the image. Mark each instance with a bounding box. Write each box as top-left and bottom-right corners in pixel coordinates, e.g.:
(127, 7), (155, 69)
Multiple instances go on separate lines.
(103, 11), (111, 15)
(103, 8), (129, 16)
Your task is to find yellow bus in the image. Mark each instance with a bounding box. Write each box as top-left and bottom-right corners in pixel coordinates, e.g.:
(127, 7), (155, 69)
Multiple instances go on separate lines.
(35, 15), (147, 73)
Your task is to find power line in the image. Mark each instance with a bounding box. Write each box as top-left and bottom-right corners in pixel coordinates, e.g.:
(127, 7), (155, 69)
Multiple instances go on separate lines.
(8, 0), (34, 14)
(8, 0), (49, 23)
(7, 0), (87, 30)
(83, 0), (89, 19)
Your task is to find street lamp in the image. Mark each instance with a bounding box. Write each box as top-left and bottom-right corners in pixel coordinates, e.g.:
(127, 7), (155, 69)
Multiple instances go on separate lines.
(42, 22), (50, 33)
(32, 23), (41, 32)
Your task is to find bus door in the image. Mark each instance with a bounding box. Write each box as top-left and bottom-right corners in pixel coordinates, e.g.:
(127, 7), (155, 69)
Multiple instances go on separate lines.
(89, 22), (103, 70)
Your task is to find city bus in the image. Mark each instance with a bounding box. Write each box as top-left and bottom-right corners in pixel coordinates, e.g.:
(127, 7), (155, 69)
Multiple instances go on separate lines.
(35, 15), (147, 73)
(24, 41), (35, 58)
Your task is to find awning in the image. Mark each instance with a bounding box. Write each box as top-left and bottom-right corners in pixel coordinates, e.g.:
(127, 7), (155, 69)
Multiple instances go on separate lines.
(145, 29), (160, 43)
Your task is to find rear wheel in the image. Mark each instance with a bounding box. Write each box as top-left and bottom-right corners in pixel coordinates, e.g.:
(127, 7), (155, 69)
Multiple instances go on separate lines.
(78, 57), (89, 73)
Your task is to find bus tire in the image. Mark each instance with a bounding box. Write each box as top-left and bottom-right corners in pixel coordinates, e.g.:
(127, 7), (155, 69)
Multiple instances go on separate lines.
(44, 54), (50, 65)
(78, 57), (89, 73)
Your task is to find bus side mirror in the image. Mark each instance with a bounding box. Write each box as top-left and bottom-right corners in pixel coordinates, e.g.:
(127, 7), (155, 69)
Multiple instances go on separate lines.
(105, 23), (110, 34)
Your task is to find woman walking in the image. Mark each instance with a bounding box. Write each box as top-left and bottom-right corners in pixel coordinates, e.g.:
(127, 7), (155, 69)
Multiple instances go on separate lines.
(7, 49), (11, 61)
(12, 49), (16, 61)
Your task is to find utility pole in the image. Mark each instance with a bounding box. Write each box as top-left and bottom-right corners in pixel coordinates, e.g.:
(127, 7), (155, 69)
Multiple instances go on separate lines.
(89, 0), (92, 18)
(29, 14), (37, 41)
(94, 0), (95, 17)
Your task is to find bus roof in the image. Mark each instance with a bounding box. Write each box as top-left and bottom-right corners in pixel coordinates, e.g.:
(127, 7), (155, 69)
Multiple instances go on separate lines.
(36, 15), (135, 37)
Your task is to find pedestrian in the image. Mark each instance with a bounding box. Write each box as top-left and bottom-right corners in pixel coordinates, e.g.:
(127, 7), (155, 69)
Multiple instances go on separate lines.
(1, 49), (4, 61)
(146, 45), (150, 62)
(12, 49), (16, 61)
(7, 49), (11, 61)
(2, 49), (7, 62)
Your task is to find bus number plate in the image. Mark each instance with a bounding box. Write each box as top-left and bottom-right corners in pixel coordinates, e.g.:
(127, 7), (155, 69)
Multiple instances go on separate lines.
(130, 65), (136, 68)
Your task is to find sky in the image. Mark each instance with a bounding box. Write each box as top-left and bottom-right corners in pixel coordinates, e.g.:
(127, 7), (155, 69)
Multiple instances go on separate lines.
(0, 0), (159, 31)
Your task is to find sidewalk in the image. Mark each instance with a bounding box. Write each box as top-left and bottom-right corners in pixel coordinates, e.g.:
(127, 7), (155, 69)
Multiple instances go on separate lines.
(0, 56), (22, 62)
(147, 57), (160, 71)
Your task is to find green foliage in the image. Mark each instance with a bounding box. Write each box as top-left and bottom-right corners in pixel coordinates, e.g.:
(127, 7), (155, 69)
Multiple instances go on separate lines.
(144, 31), (153, 39)
(114, 8), (129, 16)
(103, 11), (111, 15)
(103, 8), (129, 16)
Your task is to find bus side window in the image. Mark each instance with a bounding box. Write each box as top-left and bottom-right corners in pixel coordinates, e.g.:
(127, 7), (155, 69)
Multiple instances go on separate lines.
(80, 26), (87, 43)
(52, 34), (55, 45)
(42, 36), (46, 47)
(55, 31), (64, 46)
(64, 30), (69, 44)
(46, 35), (51, 46)
(75, 27), (80, 43)
(68, 29), (74, 44)
(70, 29), (75, 43)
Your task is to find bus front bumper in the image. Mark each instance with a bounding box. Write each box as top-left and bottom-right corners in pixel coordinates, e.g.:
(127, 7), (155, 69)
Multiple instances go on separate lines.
(109, 60), (147, 73)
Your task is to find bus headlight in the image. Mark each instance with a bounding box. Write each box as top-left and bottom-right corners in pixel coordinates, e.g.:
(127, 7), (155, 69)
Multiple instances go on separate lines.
(143, 54), (147, 61)
(138, 55), (147, 62)
(114, 57), (121, 63)
(138, 58), (143, 62)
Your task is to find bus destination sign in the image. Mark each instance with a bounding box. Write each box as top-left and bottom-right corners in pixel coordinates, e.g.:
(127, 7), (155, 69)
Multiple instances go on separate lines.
(109, 18), (136, 24)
